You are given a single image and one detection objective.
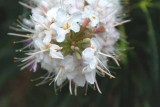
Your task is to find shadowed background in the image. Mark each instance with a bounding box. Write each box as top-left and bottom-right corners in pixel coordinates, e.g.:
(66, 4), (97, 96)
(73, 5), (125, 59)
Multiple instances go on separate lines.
(0, 0), (160, 107)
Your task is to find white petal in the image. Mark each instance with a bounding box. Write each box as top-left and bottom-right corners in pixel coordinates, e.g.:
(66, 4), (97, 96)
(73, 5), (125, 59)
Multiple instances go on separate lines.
(56, 28), (69, 42)
(85, 71), (96, 84)
(43, 31), (52, 45)
(69, 12), (82, 22)
(82, 48), (95, 60)
(34, 38), (46, 50)
(91, 38), (100, 49)
(56, 9), (67, 24)
(62, 55), (75, 71)
(32, 13), (46, 24)
(50, 44), (62, 50)
(67, 72), (77, 80)
(70, 22), (80, 32)
(89, 57), (98, 69)
(46, 7), (58, 21)
(90, 16), (99, 27)
(75, 0), (85, 9)
(50, 51), (64, 59)
(50, 44), (64, 59)
(86, 0), (97, 5)
(73, 74), (86, 87)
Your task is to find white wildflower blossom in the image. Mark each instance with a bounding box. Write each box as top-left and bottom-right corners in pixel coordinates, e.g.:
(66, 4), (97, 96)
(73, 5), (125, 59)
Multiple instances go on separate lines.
(9, 0), (129, 95)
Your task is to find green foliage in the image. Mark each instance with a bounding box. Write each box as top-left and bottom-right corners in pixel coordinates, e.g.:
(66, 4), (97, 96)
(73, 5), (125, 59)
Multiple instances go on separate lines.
(0, 0), (159, 107)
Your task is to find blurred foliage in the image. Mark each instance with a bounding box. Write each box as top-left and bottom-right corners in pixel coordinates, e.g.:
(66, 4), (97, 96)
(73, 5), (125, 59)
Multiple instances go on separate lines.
(0, 0), (160, 107)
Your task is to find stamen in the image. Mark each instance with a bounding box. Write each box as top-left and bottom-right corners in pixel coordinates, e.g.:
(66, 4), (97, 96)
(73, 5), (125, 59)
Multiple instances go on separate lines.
(98, 52), (120, 66)
(74, 85), (77, 96)
(55, 68), (63, 82)
(85, 83), (89, 96)
(21, 27), (35, 33)
(64, 23), (70, 30)
(112, 20), (131, 27)
(69, 80), (73, 95)
(9, 26), (26, 32)
(20, 60), (35, 70)
(96, 66), (115, 78)
(22, 55), (34, 62)
(19, 1), (34, 10)
(96, 57), (111, 74)
(26, 49), (49, 56)
(95, 80), (102, 94)
(8, 33), (32, 38)
(30, 16), (50, 30)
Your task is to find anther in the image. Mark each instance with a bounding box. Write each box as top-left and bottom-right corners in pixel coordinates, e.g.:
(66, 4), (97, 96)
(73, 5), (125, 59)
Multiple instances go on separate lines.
(125, 1), (130, 5)
(29, 3), (32, 6)
(13, 57), (17, 60)
(52, 33), (54, 37)
(51, 57), (54, 60)
(91, 46), (95, 49)
(92, 16), (96, 19)
(35, 84), (39, 87)
(93, 85), (96, 90)
(18, 15), (22, 19)
(46, 44), (51, 48)
(17, 25), (20, 28)
(110, 75), (113, 79)
(54, 48), (58, 51)
(13, 41), (16, 45)
(9, 26), (12, 29)
(29, 69), (33, 72)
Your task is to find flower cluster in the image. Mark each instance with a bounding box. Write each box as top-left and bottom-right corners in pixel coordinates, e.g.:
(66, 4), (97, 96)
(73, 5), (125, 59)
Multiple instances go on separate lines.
(9, 0), (129, 95)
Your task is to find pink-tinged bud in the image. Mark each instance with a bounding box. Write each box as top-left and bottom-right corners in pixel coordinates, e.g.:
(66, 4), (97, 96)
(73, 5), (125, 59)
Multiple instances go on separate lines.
(43, 6), (48, 13)
(95, 26), (105, 33)
(75, 47), (79, 51)
(71, 46), (75, 50)
(82, 18), (91, 28)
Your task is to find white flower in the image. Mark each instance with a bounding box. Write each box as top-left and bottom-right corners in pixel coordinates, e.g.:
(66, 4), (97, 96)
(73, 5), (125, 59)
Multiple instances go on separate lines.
(83, 9), (99, 27)
(50, 9), (82, 42)
(34, 38), (46, 50)
(46, 7), (59, 22)
(49, 44), (64, 59)
(82, 38), (101, 69)
(43, 30), (56, 45)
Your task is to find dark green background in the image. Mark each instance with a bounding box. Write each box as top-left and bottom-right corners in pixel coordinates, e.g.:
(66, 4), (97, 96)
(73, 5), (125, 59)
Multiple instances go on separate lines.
(0, 0), (160, 107)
